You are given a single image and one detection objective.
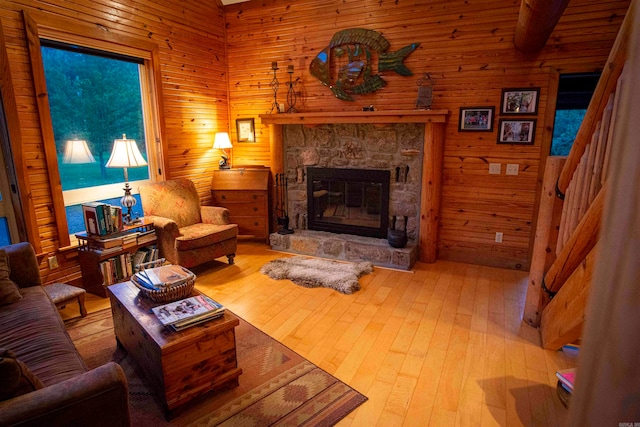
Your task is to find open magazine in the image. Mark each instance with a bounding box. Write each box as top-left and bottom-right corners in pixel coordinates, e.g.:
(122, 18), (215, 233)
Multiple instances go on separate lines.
(151, 294), (225, 331)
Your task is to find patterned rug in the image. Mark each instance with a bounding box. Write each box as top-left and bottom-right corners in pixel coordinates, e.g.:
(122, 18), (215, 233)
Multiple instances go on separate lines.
(65, 309), (367, 426)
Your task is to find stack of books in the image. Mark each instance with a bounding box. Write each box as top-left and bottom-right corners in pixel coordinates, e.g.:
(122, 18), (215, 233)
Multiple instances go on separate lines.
(151, 294), (225, 331)
(555, 368), (576, 408)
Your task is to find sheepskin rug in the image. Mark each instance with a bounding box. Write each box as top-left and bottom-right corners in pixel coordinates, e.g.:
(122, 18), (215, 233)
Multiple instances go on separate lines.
(260, 256), (374, 294)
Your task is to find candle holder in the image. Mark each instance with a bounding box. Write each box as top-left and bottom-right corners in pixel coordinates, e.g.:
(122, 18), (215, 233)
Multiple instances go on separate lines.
(269, 62), (280, 114)
(286, 64), (298, 113)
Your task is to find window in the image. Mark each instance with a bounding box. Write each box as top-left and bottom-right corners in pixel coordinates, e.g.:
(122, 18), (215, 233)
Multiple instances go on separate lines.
(40, 42), (158, 235)
(551, 73), (600, 156)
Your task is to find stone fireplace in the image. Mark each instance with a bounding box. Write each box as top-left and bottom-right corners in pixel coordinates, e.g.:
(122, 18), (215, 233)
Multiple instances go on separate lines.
(261, 110), (449, 269)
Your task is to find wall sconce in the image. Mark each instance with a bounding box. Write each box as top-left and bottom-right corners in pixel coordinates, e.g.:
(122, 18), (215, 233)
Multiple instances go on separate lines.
(105, 134), (148, 223)
(62, 139), (95, 164)
(213, 132), (233, 170)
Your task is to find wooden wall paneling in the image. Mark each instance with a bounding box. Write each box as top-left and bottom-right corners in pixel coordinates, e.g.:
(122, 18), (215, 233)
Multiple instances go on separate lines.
(225, 0), (630, 269)
(0, 0), (227, 282)
(0, 19), (39, 250)
(600, 66), (627, 184)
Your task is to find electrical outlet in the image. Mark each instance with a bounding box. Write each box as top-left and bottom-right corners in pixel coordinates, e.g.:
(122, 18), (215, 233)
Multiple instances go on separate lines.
(506, 163), (519, 175)
(495, 232), (503, 243)
(489, 163), (501, 175)
(48, 256), (59, 269)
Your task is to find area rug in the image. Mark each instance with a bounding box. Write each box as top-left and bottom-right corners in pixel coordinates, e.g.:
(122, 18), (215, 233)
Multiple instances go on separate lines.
(65, 309), (367, 426)
(260, 256), (374, 294)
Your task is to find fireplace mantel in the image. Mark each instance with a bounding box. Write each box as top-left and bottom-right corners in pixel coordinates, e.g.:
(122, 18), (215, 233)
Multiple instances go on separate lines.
(261, 109), (450, 263)
(259, 109), (448, 125)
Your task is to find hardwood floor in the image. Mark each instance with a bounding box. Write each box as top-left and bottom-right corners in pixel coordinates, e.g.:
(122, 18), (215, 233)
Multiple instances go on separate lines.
(60, 240), (576, 426)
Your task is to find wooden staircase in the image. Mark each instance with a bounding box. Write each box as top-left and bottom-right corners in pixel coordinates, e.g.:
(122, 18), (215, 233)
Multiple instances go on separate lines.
(523, 6), (633, 350)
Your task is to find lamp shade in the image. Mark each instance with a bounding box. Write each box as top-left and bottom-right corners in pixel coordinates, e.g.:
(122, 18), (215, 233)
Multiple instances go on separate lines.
(213, 132), (233, 150)
(62, 139), (96, 164)
(105, 134), (148, 168)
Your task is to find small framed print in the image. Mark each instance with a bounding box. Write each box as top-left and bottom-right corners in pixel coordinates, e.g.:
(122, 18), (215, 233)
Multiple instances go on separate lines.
(236, 118), (255, 142)
(500, 88), (539, 115)
(497, 119), (536, 144)
(458, 107), (494, 132)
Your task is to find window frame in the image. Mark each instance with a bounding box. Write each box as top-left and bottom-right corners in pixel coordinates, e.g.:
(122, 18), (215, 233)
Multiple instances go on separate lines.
(24, 11), (166, 247)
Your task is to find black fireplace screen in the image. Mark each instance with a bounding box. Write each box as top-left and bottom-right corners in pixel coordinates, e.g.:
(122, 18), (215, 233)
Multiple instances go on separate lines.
(306, 167), (390, 238)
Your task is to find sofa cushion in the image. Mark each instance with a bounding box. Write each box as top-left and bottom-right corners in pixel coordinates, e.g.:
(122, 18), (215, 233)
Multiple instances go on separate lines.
(175, 223), (238, 251)
(0, 250), (21, 306)
(0, 286), (87, 386)
(0, 348), (44, 401)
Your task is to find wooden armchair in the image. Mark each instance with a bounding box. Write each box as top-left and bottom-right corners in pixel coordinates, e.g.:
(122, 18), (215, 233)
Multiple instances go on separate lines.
(139, 178), (238, 268)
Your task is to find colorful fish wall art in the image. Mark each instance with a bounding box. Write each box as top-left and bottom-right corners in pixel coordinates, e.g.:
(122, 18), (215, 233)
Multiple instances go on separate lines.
(310, 28), (419, 102)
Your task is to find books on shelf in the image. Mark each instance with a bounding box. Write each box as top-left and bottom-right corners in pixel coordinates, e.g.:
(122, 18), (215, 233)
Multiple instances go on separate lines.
(82, 202), (123, 236)
(137, 229), (156, 245)
(151, 294), (225, 331)
(132, 246), (158, 270)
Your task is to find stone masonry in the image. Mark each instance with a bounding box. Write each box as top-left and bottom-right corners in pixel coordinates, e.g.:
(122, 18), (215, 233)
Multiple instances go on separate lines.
(270, 123), (425, 270)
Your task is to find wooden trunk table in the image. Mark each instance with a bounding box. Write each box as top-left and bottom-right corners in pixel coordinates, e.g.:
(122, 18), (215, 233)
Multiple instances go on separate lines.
(107, 281), (242, 417)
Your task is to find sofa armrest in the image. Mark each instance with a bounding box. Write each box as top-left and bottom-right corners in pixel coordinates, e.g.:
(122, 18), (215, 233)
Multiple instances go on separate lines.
(201, 206), (231, 225)
(4, 242), (42, 288)
(0, 362), (130, 427)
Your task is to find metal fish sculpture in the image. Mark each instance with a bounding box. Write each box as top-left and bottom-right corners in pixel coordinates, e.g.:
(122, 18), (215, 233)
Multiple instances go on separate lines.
(310, 28), (419, 101)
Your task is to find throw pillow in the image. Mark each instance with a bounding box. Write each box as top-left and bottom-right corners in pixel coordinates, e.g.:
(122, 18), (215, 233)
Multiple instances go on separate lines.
(0, 250), (22, 306)
(0, 348), (45, 401)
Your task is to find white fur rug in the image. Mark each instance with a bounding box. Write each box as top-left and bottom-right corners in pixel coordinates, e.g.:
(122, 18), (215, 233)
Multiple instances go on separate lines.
(260, 256), (374, 294)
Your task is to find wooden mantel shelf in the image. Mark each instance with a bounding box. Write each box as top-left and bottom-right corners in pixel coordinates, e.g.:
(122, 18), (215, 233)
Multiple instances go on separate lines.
(259, 109), (449, 125)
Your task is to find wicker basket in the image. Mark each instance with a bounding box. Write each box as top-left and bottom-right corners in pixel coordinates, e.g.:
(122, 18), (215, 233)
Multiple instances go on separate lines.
(131, 260), (196, 303)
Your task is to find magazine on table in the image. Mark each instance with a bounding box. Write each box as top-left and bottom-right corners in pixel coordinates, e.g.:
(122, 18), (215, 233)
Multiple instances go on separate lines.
(134, 264), (191, 290)
(151, 294), (225, 330)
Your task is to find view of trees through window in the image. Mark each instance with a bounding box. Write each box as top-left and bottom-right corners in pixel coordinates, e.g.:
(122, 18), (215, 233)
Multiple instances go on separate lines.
(41, 43), (151, 235)
(550, 73), (599, 156)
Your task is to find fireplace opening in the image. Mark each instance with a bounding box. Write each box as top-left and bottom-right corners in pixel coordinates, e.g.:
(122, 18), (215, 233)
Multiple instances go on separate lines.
(307, 167), (390, 238)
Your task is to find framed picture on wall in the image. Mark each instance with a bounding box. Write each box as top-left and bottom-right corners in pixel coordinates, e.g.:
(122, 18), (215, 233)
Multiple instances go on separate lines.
(458, 107), (494, 132)
(500, 88), (539, 115)
(497, 119), (536, 144)
(236, 118), (255, 142)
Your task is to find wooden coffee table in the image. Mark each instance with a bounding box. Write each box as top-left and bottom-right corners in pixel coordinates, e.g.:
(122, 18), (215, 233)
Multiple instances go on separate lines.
(107, 281), (242, 417)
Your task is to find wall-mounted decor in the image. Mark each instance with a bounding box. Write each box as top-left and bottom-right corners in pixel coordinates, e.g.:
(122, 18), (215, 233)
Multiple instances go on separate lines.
(497, 119), (536, 144)
(236, 118), (255, 142)
(458, 107), (494, 132)
(309, 28), (419, 101)
(415, 73), (436, 109)
(500, 88), (539, 114)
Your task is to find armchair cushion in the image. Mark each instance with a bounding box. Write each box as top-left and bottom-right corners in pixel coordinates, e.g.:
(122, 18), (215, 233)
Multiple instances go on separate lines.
(0, 250), (22, 306)
(139, 178), (202, 227)
(175, 223), (238, 251)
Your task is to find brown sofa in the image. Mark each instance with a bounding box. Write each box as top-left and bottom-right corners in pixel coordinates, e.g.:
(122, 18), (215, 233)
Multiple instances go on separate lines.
(0, 242), (130, 426)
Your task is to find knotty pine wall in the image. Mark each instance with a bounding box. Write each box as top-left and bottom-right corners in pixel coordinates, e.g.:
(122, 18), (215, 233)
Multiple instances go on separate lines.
(0, 0), (227, 284)
(224, 0), (631, 270)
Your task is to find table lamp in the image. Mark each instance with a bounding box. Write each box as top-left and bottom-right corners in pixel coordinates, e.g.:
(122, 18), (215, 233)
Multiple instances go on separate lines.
(62, 139), (96, 164)
(105, 134), (148, 223)
(213, 132), (233, 169)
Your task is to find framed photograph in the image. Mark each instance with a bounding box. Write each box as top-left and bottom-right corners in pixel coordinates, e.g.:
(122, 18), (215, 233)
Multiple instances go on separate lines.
(236, 118), (255, 142)
(500, 88), (540, 115)
(458, 107), (494, 132)
(497, 119), (536, 144)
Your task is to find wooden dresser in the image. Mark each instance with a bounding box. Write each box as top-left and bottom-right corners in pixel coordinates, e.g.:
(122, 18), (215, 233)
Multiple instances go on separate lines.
(211, 168), (270, 242)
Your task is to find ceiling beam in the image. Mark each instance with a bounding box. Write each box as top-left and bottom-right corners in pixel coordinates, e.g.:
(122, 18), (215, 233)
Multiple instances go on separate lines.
(514, 0), (571, 53)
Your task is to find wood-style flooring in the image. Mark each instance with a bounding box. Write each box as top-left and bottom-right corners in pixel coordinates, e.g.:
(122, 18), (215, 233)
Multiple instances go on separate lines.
(59, 240), (576, 426)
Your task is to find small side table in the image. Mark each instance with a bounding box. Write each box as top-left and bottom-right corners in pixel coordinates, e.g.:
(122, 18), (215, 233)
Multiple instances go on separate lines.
(45, 283), (87, 317)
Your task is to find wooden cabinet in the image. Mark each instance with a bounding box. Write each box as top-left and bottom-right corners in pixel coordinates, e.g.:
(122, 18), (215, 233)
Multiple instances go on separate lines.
(77, 222), (157, 298)
(211, 168), (270, 242)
